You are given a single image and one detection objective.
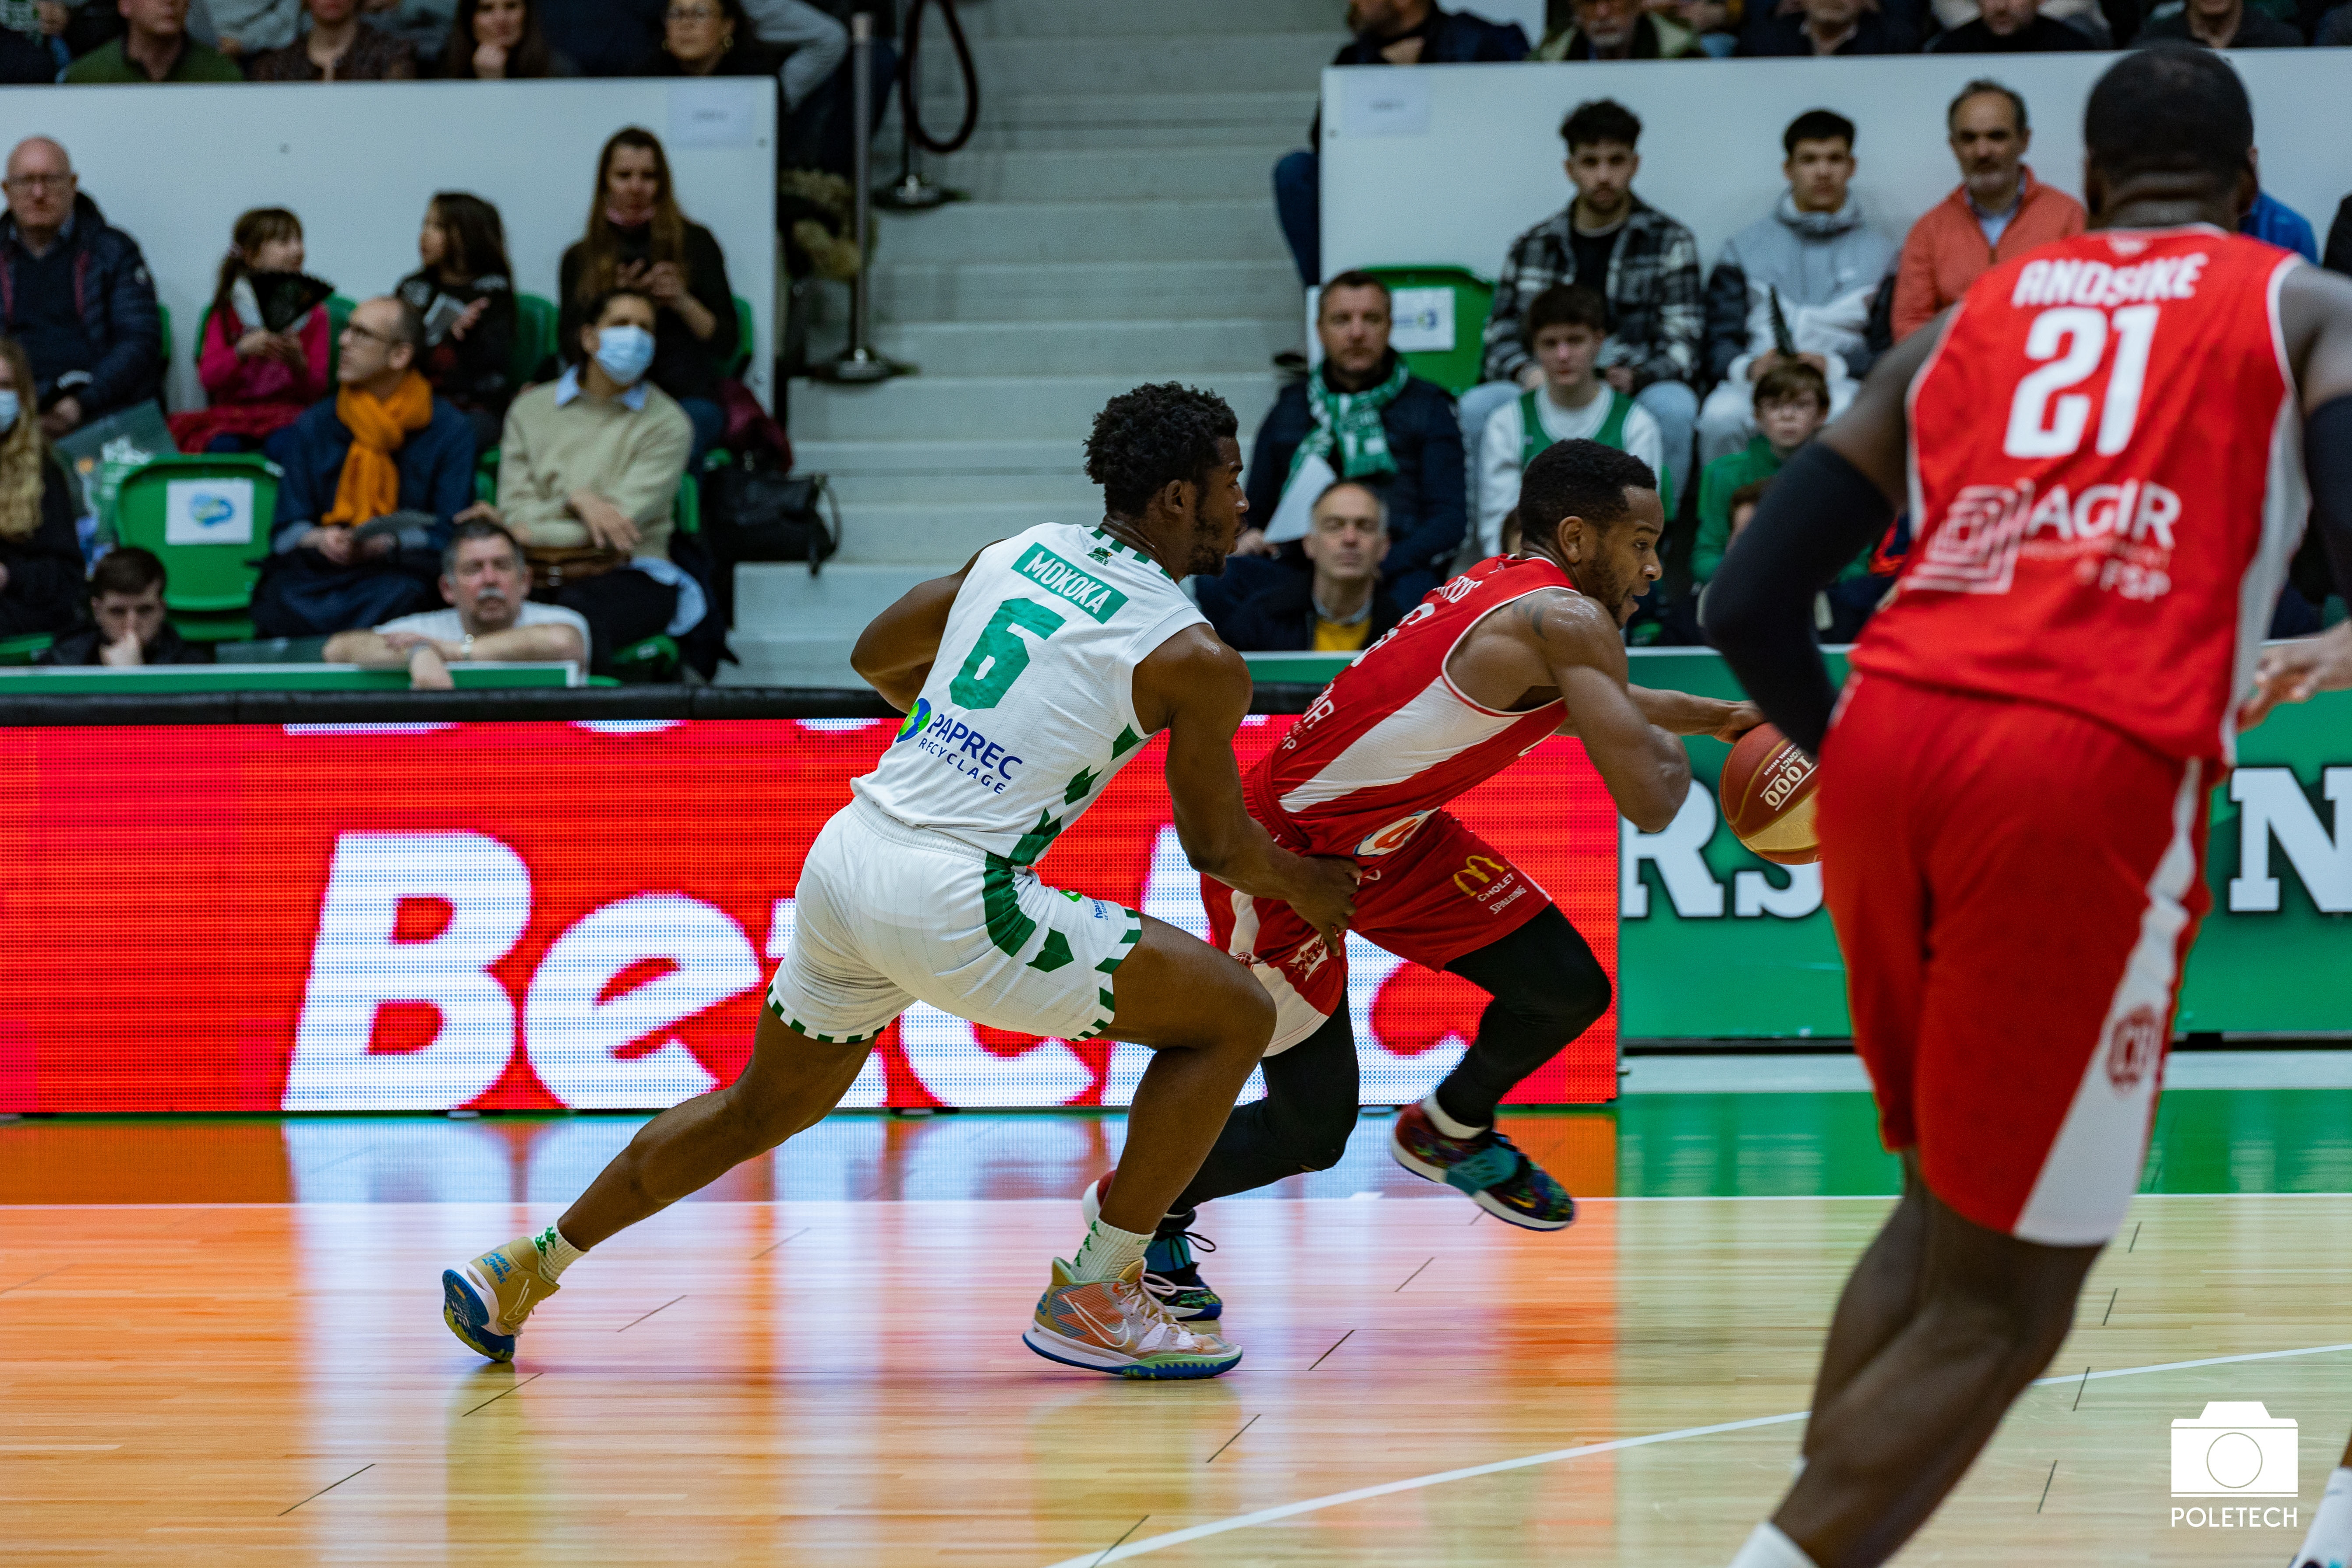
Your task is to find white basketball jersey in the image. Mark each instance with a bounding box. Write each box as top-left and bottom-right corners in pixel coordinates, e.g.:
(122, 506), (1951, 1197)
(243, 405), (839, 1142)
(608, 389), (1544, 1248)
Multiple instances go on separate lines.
(855, 523), (1206, 862)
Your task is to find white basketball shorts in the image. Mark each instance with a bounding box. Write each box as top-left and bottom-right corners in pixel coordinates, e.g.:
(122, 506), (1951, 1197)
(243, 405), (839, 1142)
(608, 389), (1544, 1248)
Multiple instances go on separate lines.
(766, 795), (1145, 1046)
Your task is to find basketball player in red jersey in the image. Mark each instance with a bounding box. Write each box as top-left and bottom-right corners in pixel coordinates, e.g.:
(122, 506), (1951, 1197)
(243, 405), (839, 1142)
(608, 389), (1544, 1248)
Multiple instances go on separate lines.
(1080, 439), (1760, 1319)
(1703, 47), (2352, 1568)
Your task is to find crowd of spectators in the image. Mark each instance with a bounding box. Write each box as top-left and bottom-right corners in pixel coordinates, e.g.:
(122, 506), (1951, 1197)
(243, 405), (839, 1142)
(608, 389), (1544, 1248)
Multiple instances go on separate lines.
(1224, 14), (2352, 651)
(0, 119), (730, 680)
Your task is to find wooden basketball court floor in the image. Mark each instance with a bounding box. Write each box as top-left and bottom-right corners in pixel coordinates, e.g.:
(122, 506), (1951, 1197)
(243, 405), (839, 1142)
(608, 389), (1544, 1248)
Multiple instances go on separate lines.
(6, 1087), (2351, 1565)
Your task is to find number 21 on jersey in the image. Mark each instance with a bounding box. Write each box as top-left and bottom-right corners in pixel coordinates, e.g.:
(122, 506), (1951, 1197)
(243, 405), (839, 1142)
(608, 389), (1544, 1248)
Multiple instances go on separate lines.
(2003, 305), (2160, 460)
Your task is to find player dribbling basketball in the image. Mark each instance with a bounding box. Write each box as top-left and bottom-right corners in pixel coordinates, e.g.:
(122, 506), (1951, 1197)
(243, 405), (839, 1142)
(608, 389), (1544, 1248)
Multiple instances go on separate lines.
(1706, 46), (2352, 1568)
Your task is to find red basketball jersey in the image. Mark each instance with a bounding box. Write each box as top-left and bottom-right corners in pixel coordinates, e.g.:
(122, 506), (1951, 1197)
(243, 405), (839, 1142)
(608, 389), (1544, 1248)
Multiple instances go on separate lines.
(1247, 554), (1570, 854)
(1855, 226), (2307, 762)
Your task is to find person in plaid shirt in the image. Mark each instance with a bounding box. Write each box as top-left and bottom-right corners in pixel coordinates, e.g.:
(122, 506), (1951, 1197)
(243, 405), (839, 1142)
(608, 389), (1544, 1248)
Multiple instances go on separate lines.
(1463, 99), (1702, 502)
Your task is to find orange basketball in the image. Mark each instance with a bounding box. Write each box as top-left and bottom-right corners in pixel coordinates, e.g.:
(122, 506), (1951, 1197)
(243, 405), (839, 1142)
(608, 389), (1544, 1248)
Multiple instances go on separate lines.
(1718, 722), (1821, 866)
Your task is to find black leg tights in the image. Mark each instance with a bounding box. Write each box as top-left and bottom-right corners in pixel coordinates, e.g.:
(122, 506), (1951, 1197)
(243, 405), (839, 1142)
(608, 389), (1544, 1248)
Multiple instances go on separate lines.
(1433, 904), (1613, 1130)
(1165, 1004), (1360, 1225)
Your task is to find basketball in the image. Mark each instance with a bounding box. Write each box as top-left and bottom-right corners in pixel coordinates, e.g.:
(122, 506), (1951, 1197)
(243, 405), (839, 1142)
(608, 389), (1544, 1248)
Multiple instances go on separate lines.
(1718, 722), (1821, 866)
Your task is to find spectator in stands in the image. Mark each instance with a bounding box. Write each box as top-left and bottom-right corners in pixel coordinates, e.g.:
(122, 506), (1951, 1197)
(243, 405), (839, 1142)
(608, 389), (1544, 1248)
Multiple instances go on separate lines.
(1536, 0), (1703, 57)
(1271, 0), (1527, 287)
(542, 0), (658, 73)
(245, 0), (417, 77)
(0, 336), (84, 644)
(735, 0), (850, 126)
(207, 0), (301, 59)
(65, 0), (241, 78)
(168, 207), (331, 455)
(1691, 477), (1768, 629)
(367, 0), (458, 61)
(1223, 480), (1405, 653)
(2245, 182), (2319, 262)
(559, 127), (737, 461)
(1698, 109), (1892, 468)
(2321, 3), (2352, 40)
(1891, 81), (2084, 342)
(1692, 361), (1827, 585)
(0, 139), (162, 440)
(396, 192), (516, 452)
(2138, 0), (2302, 44)
(1928, 0), (2095, 48)
(324, 519), (588, 689)
(0, 0), (69, 78)
(253, 296), (476, 636)
(438, 0), (576, 75)
(487, 288), (698, 674)
(650, 0), (793, 102)
(1475, 284), (1665, 559)
(1238, 272), (1463, 608)
(1473, 99), (1701, 501)
(1740, 0), (1915, 53)
(38, 548), (212, 665)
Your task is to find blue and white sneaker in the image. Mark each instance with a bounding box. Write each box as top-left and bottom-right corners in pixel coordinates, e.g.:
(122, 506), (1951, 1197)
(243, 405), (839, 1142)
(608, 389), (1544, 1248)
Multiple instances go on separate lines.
(1390, 1102), (1577, 1230)
(1081, 1171), (1224, 1321)
(442, 1234), (562, 1363)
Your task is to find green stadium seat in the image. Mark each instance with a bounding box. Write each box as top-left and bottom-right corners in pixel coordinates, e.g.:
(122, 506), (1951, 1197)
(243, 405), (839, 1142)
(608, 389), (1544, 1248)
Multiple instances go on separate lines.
(112, 453), (280, 642)
(0, 632), (53, 664)
(728, 295), (754, 379)
(1356, 266), (1494, 396)
(512, 292), (559, 389)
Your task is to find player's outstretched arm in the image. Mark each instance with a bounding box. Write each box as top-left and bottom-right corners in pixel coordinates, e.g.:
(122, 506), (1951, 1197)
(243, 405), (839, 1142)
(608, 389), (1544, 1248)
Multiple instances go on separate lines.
(1627, 685), (1765, 743)
(1134, 625), (1360, 948)
(1528, 592), (1692, 833)
(1703, 317), (1942, 756)
(848, 548), (986, 712)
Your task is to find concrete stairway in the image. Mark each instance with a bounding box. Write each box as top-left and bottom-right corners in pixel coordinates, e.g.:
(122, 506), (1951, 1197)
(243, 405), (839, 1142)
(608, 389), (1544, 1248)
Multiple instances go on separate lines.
(727, 0), (1338, 686)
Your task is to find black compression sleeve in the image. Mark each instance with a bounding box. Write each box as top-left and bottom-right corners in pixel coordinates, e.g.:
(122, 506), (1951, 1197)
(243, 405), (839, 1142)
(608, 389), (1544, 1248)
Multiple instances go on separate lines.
(1700, 441), (1895, 756)
(2305, 396), (2352, 611)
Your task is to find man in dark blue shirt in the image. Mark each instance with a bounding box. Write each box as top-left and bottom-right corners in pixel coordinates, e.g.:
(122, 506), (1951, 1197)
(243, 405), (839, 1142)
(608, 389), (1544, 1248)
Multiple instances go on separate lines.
(0, 138), (162, 440)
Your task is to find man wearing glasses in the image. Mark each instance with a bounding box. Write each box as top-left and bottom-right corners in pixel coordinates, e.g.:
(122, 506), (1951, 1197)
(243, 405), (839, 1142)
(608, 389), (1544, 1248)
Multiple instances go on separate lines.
(0, 138), (163, 440)
(252, 296), (479, 638)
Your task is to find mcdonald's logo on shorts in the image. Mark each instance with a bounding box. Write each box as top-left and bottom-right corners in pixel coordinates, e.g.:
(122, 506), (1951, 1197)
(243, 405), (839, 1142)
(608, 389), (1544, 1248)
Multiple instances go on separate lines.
(1454, 855), (1509, 897)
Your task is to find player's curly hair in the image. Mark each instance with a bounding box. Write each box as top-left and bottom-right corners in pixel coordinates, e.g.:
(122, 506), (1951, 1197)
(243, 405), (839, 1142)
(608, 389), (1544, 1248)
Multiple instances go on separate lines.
(1517, 439), (1657, 554)
(1084, 383), (1239, 519)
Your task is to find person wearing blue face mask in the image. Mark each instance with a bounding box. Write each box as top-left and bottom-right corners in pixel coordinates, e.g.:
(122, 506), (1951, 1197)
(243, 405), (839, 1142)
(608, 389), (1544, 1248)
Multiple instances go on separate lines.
(472, 287), (699, 676)
(0, 334), (95, 647)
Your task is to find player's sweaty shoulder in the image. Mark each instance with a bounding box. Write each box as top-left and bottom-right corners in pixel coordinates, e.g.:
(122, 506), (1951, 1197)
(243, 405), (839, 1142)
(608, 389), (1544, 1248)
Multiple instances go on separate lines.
(1133, 623), (1250, 735)
(1508, 586), (1629, 682)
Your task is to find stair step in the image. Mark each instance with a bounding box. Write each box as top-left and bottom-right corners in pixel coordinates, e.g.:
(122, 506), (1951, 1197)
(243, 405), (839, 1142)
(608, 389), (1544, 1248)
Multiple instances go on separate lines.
(877, 316), (1295, 378)
(823, 467), (1094, 505)
(832, 505), (1081, 562)
(717, 633), (861, 688)
(962, 33), (1337, 95)
(917, 89), (1314, 152)
(934, 146), (1289, 205)
(876, 199), (1287, 265)
(788, 372), (1282, 442)
(794, 438), (1083, 475)
(871, 260), (1302, 325)
(736, 562), (934, 635)
(957, 0), (1342, 38)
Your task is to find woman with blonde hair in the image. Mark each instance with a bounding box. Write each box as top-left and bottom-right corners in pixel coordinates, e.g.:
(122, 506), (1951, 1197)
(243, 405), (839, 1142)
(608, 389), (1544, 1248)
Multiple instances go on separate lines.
(0, 335), (88, 640)
(557, 126), (737, 457)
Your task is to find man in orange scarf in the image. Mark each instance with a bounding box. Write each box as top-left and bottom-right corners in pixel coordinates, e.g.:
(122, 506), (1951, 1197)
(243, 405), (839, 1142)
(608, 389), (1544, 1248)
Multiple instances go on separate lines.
(252, 295), (480, 637)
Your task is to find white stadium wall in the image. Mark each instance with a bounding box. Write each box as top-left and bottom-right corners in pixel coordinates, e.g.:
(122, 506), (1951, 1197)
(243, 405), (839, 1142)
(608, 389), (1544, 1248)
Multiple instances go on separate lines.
(0, 79), (778, 410)
(1321, 53), (2349, 285)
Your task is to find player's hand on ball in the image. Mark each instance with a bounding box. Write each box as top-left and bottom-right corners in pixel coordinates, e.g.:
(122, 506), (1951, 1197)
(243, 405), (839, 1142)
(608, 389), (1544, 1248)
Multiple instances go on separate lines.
(1712, 700), (1768, 744)
(2241, 624), (2352, 730)
(1291, 855), (1362, 949)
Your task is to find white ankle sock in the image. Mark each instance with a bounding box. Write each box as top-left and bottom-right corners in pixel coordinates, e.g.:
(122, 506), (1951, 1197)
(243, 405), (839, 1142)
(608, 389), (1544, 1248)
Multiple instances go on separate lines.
(1421, 1093), (1485, 1139)
(1727, 1522), (1818, 1568)
(2294, 1466), (2352, 1568)
(1070, 1217), (1151, 1283)
(534, 1224), (586, 1282)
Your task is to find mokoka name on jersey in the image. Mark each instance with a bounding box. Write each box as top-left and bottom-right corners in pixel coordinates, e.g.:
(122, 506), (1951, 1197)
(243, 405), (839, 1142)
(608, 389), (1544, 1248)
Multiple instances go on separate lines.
(1012, 544), (1129, 625)
(894, 697), (1026, 794)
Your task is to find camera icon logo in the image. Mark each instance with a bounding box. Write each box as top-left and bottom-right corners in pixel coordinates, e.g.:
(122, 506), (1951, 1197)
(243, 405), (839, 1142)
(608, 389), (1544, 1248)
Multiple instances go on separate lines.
(2170, 1402), (2298, 1497)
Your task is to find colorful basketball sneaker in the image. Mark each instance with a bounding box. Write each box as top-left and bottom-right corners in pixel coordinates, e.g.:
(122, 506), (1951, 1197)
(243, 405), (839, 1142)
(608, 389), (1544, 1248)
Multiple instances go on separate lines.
(441, 1233), (562, 1363)
(1081, 1170), (1223, 1320)
(1023, 1257), (1242, 1379)
(1389, 1103), (1578, 1230)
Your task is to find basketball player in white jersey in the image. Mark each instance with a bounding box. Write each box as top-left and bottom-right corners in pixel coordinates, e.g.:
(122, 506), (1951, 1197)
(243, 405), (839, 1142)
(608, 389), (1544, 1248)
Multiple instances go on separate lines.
(440, 384), (1359, 1379)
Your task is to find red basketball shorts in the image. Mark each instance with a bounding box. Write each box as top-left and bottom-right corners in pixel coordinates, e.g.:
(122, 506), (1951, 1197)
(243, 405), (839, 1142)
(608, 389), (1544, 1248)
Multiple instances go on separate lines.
(1202, 809), (1551, 1055)
(1818, 673), (2212, 1246)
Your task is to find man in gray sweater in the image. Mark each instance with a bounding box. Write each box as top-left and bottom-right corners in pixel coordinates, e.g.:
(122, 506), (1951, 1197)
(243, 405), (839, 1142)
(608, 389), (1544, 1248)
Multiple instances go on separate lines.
(1696, 109), (1895, 467)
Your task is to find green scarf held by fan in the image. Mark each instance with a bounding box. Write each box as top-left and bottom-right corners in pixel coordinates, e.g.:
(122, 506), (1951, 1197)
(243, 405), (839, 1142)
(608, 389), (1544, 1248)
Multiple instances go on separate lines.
(1288, 357), (1411, 485)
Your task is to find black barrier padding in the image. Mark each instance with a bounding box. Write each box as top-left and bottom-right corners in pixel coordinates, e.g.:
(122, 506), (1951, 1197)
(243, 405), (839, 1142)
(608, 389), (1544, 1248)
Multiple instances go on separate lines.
(0, 682), (1331, 727)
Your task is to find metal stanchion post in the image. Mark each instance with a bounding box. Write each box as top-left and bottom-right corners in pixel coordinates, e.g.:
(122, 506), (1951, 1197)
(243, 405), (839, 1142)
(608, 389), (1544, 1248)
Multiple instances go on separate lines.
(812, 12), (908, 384)
(876, 3), (958, 212)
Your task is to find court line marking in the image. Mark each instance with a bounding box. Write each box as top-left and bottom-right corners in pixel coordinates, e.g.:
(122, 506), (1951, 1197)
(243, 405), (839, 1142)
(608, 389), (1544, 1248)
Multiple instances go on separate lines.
(1034, 1339), (2352, 1567)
